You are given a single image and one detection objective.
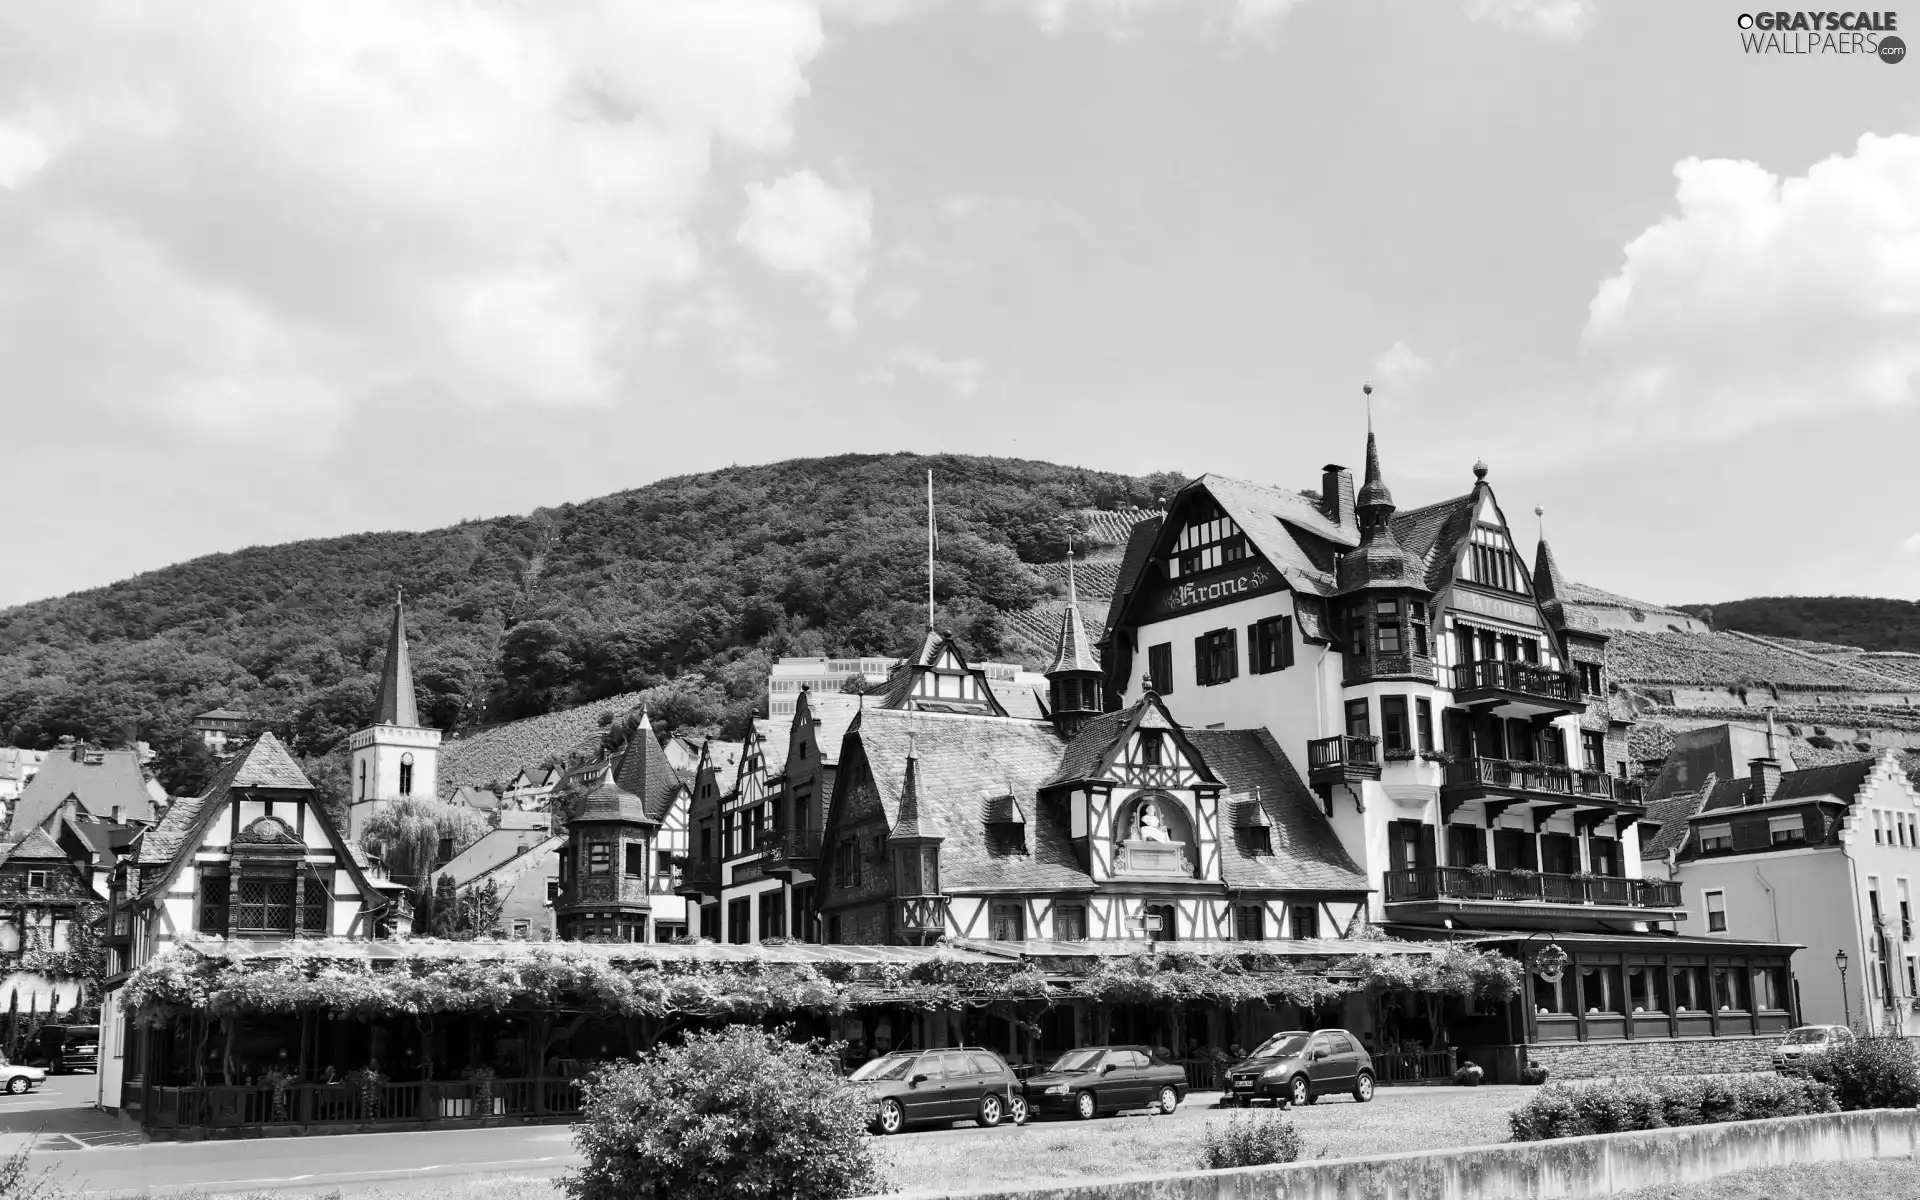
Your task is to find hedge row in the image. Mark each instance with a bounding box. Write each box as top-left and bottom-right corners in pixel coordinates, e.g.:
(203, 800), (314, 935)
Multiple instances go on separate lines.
(1508, 1075), (1837, 1141)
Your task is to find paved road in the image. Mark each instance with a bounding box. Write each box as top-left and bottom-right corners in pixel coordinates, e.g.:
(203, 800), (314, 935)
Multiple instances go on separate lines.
(6, 1082), (1524, 1196)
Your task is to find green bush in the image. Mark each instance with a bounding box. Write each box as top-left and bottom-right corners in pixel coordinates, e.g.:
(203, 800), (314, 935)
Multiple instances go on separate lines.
(1519, 1064), (1550, 1086)
(1508, 1075), (1836, 1141)
(562, 1026), (892, 1200)
(1197, 1110), (1303, 1169)
(1451, 1063), (1484, 1087)
(1804, 1038), (1920, 1110)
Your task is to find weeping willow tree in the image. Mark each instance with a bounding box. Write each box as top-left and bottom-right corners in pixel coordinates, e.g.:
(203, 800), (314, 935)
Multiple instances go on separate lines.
(361, 798), (487, 889)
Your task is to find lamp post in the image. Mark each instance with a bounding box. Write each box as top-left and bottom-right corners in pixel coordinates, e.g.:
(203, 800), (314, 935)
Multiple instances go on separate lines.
(1836, 949), (1851, 1029)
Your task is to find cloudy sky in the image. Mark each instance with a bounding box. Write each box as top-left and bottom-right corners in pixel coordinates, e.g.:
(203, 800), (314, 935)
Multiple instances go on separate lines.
(1, 0), (1916, 609)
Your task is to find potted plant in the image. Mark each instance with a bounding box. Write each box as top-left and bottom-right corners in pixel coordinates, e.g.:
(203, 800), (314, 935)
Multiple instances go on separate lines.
(465, 1066), (502, 1118)
(1519, 1064), (1550, 1086)
(1451, 1062), (1484, 1087)
(345, 1067), (387, 1120)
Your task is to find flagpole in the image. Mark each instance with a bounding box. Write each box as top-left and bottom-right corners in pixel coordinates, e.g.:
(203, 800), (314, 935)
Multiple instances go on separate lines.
(926, 469), (935, 631)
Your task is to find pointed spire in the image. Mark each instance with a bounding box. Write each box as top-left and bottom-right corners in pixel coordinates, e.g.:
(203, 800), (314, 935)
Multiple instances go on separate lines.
(1045, 600), (1100, 676)
(1532, 514), (1564, 606)
(1356, 431), (1394, 514)
(1067, 541), (1078, 608)
(891, 730), (934, 841)
(369, 590), (420, 728)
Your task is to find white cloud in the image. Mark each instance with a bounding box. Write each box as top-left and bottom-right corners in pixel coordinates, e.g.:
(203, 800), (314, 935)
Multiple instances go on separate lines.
(738, 169), (876, 333)
(1005, 0), (1301, 36)
(872, 348), (985, 395)
(1463, 0), (1597, 39)
(1581, 134), (1920, 439)
(1901, 532), (1920, 556)
(0, 0), (833, 445)
(1374, 341), (1434, 388)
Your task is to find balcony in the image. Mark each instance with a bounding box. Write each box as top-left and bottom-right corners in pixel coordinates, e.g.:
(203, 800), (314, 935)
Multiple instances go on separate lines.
(895, 894), (950, 940)
(757, 830), (822, 881)
(1448, 660), (1585, 717)
(674, 859), (720, 901)
(1307, 734), (1382, 790)
(1441, 757), (1645, 809)
(1383, 866), (1685, 924)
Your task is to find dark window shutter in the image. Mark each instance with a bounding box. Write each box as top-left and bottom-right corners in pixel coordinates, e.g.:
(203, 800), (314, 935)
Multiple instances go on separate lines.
(1520, 834), (1539, 871)
(1247, 623), (1261, 673)
(1416, 824), (1437, 870)
(1194, 635), (1209, 686)
(1226, 628), (1240, 680)
(1281, 617), (1295, 669)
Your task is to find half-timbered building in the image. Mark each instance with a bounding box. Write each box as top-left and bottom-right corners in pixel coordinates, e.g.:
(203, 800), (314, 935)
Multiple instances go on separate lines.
(97, 733), (397, 1120)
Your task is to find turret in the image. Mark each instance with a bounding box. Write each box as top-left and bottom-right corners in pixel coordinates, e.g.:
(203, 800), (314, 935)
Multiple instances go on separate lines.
(1045, 551), (1105, 737)
(1335, 426), (1434, 684)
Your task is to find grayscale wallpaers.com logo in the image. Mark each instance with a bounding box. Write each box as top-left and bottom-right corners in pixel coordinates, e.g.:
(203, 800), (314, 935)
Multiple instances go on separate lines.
(1737, 11), (1905, 61)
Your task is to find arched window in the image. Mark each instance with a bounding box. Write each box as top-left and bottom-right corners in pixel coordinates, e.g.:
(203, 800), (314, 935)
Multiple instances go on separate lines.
(400, 752), (415, 797)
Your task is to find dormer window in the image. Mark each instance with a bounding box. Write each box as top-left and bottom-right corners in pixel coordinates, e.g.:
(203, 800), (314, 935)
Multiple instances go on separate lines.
(26, 871), (47, 891)
(1139, 731), (1164, 767)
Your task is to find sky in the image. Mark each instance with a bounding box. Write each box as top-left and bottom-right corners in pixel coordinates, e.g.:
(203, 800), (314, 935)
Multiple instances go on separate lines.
(0, 0), (1916, 610)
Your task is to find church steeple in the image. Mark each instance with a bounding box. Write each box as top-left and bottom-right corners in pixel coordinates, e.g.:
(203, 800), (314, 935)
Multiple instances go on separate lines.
(370, 590), (421, 728)
(348, 588), (443, 839)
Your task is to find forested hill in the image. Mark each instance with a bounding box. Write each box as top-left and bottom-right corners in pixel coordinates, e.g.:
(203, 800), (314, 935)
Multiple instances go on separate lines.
(1680, 597), (1920, 653)
(0, 453), (1184, 780)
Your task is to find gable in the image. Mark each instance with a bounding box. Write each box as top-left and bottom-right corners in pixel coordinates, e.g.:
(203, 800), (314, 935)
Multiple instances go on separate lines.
(1115, 483), (1293, 630)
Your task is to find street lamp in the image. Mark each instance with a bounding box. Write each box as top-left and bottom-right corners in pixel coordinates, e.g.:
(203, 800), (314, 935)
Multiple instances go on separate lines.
(1836, 950), (1851, 1029)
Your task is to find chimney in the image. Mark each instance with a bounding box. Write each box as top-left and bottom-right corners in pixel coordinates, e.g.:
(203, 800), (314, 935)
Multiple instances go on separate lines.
(1322, 464), (1355, 527)
(1749, 707), (1783, 805)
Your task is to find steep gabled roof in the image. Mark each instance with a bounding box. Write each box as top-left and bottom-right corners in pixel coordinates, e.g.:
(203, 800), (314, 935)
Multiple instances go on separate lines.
(11, 746), (157, 831)
(136, 732), (313, 867)
(1104, 513), (1164, 637)
(1182, 728), (1368, 893)
(794, 691), (863, 768)
(583, 723), (683, 824)
(1041, 694), (1217, 790)
(849, 709), (1088, 893)
(1638, 777), (1715, 860)
(1700, 759), (1877, 813)
(369, 595), (421, 728)
(1390, 494), (1475, 594)
(2, 828), (69, 863)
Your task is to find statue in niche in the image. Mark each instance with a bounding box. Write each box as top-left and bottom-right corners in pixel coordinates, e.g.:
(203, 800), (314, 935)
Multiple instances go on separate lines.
(1132, 800), (1174, 843)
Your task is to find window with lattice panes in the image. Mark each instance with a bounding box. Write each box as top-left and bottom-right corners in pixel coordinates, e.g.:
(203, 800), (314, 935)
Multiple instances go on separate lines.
(302, 872), (329, 933)
(1166, 501), (1247, 580)
(199, 874), (231, 935)
(236, 877), (296, 933)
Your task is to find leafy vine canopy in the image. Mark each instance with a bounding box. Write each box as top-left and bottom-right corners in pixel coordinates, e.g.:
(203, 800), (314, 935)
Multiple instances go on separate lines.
(117, 938), (1520, 1026)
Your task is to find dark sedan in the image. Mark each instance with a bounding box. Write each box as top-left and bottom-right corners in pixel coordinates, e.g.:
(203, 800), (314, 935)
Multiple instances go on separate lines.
(1223, 1029), (1375, 1107)
(852, 1047), (1030, 1134)
(1024, 1045), (1188, 1120)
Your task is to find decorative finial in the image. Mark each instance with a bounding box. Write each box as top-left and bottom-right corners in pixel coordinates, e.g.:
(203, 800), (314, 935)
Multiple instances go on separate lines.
(1067, 539), (1078, 608)
(1141, 672), (1154, 694)
(1535, 506), (1545, 541)
(1363, 382), (1373, 432)
(1473, 460), (1489, 481)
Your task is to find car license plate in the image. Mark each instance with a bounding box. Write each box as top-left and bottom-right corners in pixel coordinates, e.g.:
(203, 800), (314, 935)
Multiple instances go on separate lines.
(1234, 1080), (1254, 1090)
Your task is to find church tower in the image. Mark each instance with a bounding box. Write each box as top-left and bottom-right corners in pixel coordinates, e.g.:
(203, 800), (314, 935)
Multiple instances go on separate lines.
(348, 592), (442, 838)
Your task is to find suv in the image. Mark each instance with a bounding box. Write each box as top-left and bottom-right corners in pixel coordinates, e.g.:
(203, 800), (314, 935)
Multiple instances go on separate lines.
(26, 1025), (98, 1075)
(1224, 1029), (1375, 1107)
(851, 1047), (1029, 1134)
(1774, 1024), (1854, 1073)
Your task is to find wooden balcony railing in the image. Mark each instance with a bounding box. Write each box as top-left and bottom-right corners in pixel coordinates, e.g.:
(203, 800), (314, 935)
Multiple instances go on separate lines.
(1441, 757), (1644, 805)
(1382, 866), (1684, 910)
(1307, 734), (1382, 777)
(895, 895), (949, 937)
(1449, 660), (1581, 706)
(758, 830), (823, 877)
(143, 1077), (585, 1132)
(1372, 1048), (1458, 1084)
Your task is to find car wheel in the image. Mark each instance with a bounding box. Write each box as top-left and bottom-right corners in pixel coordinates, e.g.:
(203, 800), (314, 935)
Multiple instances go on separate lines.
(1289, 1075), (1312, 1107)
(978, 1093), (1005, 1128)
(5, 1077), (26, 1095)
(875, 1099), (905, 1135)
(1074, 1090), (1098, 1121)
(1009, 1093), (1030, 1126)
(1157, 1086), (1179, 1115)
(1352, 1071), (1375, 1103)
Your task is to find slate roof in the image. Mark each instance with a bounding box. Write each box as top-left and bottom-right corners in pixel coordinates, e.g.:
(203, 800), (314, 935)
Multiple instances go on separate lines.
(798, 693), (864, 767)
(1182, 728), (1369, 892)
(1044, 595), (1101, 675)
(0, 828), (70, 864)
(431, 829), (563, 890)
(1390, 494), (1475, 594)
(1638, 780), (1713, 860)
(851, 709), (1091, 893)
(581, 729), (683, 825)
(12, 745), (158, 832)
(1044, 708), (1134, 787)
(1701, 759), (1875, 812)
(193, 708), (255, 722)
(136, 733), (314, 867)
(369, 596), (421, 728)
(1104, 514), (1163, 637)
(987, 678), (1048, 721)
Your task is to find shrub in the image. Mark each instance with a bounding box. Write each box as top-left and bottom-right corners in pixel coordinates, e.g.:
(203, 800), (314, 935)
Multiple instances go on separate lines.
(1197, 1110), (1303, 1169)
(1805, 1038), (1920, 1110)
(1508, 1075), (1836, 1141)
(562, 1026), (892, 1200)
(1519, 1064), (1550, 1086)
(1451, 1063), (1484, 1087)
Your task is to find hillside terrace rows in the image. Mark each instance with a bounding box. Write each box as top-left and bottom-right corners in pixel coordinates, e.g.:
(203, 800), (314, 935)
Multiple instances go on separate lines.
(1606, 630), (1920, 694)
(436, 689), (645, 793)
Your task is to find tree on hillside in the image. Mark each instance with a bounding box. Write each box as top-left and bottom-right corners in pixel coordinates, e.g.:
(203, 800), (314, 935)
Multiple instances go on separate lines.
(147, 723), (217, 799)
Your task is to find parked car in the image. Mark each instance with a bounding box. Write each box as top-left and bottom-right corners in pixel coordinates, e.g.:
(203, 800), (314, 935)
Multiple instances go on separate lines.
(1774, 1024), (1855, 1073)
(0, 1058), (46, 1095)
(851, 1046), (1029, 1134)
(1023, 1045), (1188, 1120)
(25, 1025), (99, 1074)
(1223, 1029), (1375, 1107)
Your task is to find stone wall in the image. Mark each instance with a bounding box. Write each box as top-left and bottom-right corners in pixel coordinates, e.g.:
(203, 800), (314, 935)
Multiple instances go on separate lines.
(1526, 1035), (1780, 1080)
(874, 1109), (1920, 1200)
